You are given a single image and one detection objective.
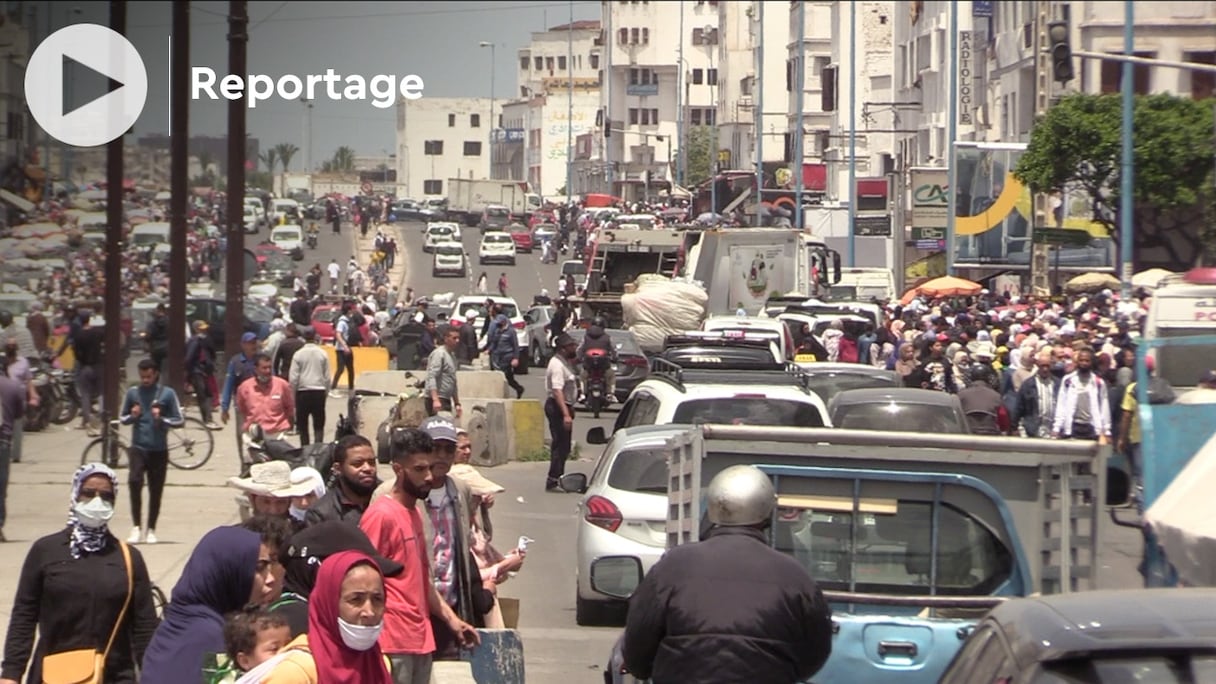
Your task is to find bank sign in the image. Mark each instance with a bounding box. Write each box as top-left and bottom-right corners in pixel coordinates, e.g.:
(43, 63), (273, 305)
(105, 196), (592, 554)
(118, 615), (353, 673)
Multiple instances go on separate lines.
(911, 168), (949, 230)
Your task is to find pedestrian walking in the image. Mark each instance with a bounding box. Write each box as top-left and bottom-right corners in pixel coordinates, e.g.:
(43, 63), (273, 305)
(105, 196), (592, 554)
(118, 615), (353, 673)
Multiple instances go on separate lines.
(119, 358), (185, 545)
(3, 341), (35, 465)
(72, 311), (105, 435)
(488, 313), (524, 399)
(476, 272), (488, 295)
(222, 333), (262, 470)
(331, 303), (360, 395)
(543, 334), (578, 491)
(497, 273), (508, 297)
(0, 351), (26, 542)
(185, 320), (221, 429)
(327, 259), (342, 294)
(290, 326), (331, 447)
(425, 326), (462, 418)
(622, 465), (833, 684)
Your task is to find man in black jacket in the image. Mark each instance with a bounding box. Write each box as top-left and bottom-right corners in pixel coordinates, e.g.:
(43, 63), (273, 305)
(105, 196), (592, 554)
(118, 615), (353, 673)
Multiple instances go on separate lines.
(305, 434), (379, 526)
(622, 464), (833, 684)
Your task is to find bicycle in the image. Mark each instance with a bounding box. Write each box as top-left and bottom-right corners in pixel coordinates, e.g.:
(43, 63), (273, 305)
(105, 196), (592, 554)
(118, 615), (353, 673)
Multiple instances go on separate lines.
(80, 416), (216, 470)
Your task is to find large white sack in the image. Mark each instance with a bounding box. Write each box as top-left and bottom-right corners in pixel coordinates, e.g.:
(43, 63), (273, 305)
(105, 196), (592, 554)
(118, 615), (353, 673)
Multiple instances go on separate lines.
(623, 278), (708, 350)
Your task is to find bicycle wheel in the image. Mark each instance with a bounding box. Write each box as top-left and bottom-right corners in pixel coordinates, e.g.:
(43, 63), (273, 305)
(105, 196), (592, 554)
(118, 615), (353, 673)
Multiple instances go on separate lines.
(167, 417), (215, 470)
(80, 437), (130, 468)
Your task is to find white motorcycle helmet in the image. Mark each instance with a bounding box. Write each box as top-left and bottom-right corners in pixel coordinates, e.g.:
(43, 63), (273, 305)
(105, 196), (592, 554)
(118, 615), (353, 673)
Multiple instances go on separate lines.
(705, 465), (777, 527)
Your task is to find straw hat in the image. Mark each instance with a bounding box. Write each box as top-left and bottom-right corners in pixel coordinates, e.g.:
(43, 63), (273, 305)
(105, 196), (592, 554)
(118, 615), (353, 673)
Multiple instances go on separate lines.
(227, 461), (317, 498)
(448, 463), (506, 497)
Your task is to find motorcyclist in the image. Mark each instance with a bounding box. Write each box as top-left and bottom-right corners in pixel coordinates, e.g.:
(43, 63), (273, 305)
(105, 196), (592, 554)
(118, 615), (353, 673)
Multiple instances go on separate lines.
(621, 465), (833, 683)
(957, 362), (1006, 435)
(576, 316), (616, 401)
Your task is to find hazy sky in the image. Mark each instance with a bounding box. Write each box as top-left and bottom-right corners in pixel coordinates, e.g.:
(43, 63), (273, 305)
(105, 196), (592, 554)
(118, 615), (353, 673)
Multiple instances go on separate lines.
(48, 1), (600, 165)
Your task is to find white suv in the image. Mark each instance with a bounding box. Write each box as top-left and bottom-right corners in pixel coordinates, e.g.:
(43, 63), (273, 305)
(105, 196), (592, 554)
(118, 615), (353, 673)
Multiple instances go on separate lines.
(590, 364), (832, 443)
(431, 243), (467, 278)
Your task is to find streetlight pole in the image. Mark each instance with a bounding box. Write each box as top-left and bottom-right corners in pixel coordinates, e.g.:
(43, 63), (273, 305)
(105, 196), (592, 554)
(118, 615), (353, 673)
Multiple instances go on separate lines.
(707, 26), (717, 216)
(300, 97), (313, 173)
(847, 1), (857, 266)
(753, 1), (763, 227)
(676, 1), (685, 186)
(794, 0), (806, 229)
(480, 41), (496, 178)
(945, 0), (959, 276)
(1119, 0), (1134, 299)
(566, 0), (574, 201)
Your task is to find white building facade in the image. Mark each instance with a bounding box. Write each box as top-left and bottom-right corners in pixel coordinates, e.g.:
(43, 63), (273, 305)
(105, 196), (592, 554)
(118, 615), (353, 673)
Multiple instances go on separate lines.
(601, 0), (721, 199)
(395, 97), (492, 199)
(716, 1), (790, 175)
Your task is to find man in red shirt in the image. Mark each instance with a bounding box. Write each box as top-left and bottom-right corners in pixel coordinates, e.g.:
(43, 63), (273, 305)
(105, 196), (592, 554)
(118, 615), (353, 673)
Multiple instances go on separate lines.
(360, 428), (480, 683)
(235, 353), (295, 438)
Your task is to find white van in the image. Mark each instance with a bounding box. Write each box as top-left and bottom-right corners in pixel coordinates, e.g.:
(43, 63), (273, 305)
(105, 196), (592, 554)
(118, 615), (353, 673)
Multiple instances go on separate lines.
(130, 222), (171, 246)
(829, 267), (896, 303)
(1145, 268), (1216, 390)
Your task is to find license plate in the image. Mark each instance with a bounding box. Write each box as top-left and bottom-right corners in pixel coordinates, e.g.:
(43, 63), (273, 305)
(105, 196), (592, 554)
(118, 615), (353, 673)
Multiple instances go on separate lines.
(626, 245), (649, 253)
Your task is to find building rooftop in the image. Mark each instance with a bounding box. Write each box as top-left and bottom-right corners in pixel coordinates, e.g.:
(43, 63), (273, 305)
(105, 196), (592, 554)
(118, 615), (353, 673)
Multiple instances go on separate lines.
(546, 20), (601, 32)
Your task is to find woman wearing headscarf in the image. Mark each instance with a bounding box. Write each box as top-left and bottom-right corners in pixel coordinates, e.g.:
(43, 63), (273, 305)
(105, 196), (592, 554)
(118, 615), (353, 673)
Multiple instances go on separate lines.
(248, 551), (391, 684)
(141, 526), (263, 682)
(0, 463), (158, 684)
(892, 343), (919, 385)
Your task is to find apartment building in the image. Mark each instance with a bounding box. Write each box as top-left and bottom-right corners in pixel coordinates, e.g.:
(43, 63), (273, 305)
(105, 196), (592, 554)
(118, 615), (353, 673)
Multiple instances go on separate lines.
(0, 16), (29, 172)
(395, 97), (492, 199)
(502, 20), (603, 196)
(716, 1), (789, 174)
(792, 2), (896, 199)
(601, 0), (721, 198)
(892, 1), (979, 168)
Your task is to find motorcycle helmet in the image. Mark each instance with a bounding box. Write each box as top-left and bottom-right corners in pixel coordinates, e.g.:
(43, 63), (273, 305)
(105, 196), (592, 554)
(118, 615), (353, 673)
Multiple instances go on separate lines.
(0, 310), (11, 327)
(705, 465), (777, 527)
(591, 316), (608, 329)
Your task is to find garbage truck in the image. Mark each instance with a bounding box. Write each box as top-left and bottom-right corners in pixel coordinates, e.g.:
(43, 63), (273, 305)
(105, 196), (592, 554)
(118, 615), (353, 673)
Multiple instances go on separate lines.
(599, 424), (1107, 684)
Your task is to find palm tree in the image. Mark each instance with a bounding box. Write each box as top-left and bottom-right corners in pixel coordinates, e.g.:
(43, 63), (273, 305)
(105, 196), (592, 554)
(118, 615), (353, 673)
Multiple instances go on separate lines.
(330, 146), (356, 173)
(274, 143), (300, 172)
(259, 148), (279, 174)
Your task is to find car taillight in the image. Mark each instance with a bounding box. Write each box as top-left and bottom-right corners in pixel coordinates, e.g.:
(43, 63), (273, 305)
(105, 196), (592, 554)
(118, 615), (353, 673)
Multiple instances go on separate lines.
(585, 495), (622, 533)
(450, 319), (462, 327)
(622, 356), (647, 368)
(513, 321), (525, 329)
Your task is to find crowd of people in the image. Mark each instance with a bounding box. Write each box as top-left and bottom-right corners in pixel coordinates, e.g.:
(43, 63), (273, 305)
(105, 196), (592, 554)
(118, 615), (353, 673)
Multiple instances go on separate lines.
(0, 404), (526, 683)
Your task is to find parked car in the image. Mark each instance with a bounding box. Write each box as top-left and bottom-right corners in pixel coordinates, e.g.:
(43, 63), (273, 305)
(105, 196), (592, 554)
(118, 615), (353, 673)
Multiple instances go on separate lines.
(508, 223), (533, 252)
(939, 588), (1216, 683)
(250, 244), (296, 288)
(795, 363), (900, 406)
(242, 204), (266, 233)
(310, 303), (372, 345)
(828, 387), (970, 434)
(431, 243), (467, 278)
(478, 232), (516, 265)
(269, 224), (305, 261)
(532, 222), (559, 247)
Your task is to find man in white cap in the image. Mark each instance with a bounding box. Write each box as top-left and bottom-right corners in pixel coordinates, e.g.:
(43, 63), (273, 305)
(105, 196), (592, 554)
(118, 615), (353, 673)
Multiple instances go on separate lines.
(228, 461), (319, 522)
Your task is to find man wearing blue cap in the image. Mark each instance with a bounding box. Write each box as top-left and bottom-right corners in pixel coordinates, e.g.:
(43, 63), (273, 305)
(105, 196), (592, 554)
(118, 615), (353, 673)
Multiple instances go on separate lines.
(222, 332), (261, 469)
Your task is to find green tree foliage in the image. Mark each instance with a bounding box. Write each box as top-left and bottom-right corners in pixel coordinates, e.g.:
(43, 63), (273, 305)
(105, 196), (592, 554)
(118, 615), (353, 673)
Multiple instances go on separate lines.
(258, 148), (278, 174)
(274, 143), (300, 172)
(685, 125), (716, 186)
(1015, 93), (1216, 260)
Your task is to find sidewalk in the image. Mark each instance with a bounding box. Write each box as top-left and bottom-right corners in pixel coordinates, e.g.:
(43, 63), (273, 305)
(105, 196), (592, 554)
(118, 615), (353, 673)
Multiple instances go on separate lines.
(353, 223), (409, 301)
(0, 393), (354, 624)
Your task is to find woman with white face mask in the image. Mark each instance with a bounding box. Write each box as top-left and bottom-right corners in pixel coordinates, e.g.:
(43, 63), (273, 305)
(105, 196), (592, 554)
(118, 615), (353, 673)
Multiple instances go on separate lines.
(249, 550), (391, 683)
(0, 463), (159, 684)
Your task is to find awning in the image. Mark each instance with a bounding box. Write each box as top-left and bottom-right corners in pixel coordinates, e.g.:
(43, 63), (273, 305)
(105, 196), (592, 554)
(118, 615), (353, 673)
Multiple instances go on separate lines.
(0, 188), (34, 212)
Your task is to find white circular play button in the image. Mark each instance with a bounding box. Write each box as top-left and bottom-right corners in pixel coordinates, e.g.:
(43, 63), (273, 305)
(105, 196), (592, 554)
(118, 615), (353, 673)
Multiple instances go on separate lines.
(25, 23), (148, 148)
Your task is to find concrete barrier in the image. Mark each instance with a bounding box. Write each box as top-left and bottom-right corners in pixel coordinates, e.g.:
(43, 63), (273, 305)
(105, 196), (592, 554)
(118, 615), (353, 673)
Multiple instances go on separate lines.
(431, 661), (477, 684)
(454, 629), (525, 684)
(504, 399), (544, 462)
(465, 399), (543, 467)
(324, 344), (391, 379)
(351, 396), (399, 446)
(456, 370), (508, 400)
(354, 369), (428, 395)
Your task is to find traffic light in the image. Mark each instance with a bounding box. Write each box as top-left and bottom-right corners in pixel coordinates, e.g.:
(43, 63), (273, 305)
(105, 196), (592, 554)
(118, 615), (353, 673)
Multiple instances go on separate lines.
(1048, 20), (1074, 83)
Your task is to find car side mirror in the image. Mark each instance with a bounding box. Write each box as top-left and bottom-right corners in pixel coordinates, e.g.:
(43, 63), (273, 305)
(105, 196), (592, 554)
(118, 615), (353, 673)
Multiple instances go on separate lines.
(589, 556), (642, 600)
(559, 472), (588, 494)
(585, 426), (607, 445)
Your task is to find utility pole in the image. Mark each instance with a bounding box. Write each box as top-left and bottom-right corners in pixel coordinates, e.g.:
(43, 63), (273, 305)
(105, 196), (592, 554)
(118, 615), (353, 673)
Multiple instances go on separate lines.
(945, 0), (959, 276)
(604, 6), (614, 193)
(676, 1), (685, 186)
(1118, 0), (1134, 299)
(103, 0), (126, 448)
(1029, 0), (1053, 296)
(794, 0), (805, 229)
(753, 0), (763, 227)
(847, 1), (857, 266)
(566, 0), (574, 201)
(168, 1), (189, 392)
(225, 0), (248, 361)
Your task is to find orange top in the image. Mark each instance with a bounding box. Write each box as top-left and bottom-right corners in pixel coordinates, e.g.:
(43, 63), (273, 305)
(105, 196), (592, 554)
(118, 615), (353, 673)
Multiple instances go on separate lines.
(359, 496), (435, 655)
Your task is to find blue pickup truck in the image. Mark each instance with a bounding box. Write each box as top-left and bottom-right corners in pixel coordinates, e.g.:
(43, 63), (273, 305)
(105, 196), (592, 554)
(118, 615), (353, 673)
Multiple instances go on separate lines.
(601, 424), (1107, 684)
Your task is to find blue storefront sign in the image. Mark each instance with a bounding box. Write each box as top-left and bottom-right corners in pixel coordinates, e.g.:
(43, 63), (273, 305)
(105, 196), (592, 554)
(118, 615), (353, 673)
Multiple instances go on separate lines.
(973, 1), (993, 17)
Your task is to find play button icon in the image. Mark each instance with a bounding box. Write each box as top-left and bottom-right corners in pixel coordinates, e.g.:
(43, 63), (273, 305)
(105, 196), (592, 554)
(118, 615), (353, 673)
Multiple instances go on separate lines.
(26, 24), (147, 148)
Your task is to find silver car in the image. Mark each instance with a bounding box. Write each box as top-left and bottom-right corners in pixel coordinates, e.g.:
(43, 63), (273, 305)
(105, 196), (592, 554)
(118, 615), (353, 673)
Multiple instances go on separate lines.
(561, 425), (687, 626)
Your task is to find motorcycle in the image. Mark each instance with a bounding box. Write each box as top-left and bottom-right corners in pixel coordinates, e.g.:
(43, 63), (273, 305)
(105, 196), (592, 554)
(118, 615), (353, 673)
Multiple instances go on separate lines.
(25, 361), (53, 432)
(583, 348), (612, 419)
(47, 367), (80, 426)
(306, 224), (319, 249)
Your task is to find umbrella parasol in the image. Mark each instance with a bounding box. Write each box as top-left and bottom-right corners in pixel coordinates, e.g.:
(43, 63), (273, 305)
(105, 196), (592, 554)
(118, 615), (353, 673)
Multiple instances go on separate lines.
(1064, 272), (1120, 294)
(899, 275), (982, 305)
(1131, 268), (1175, 291)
